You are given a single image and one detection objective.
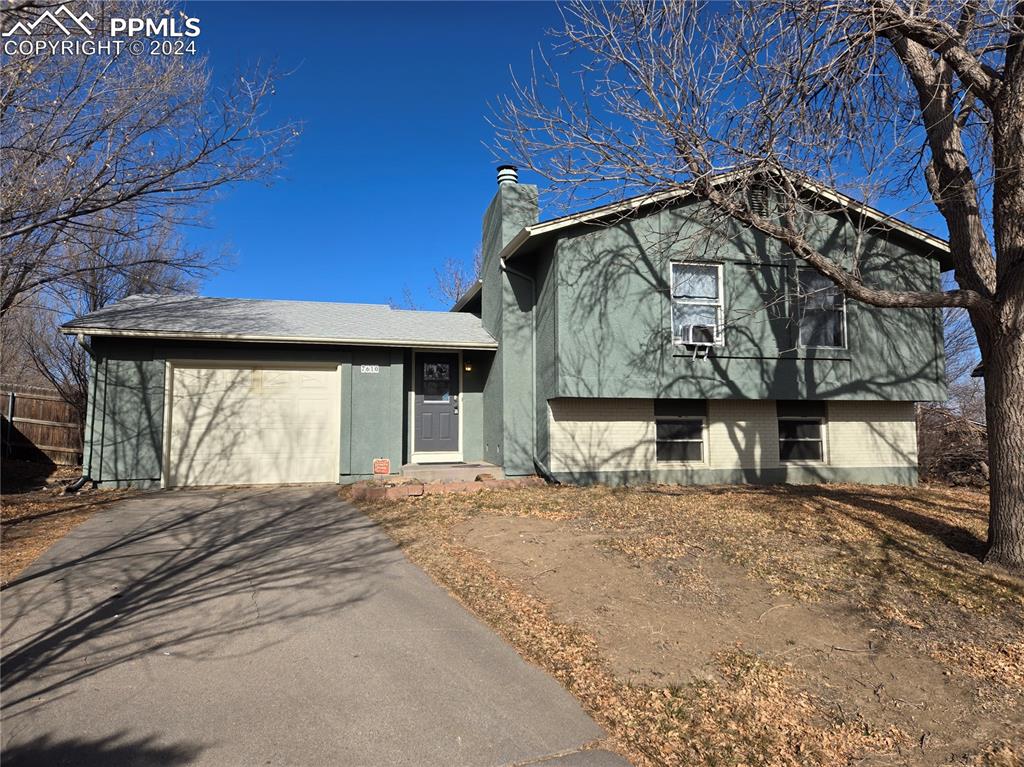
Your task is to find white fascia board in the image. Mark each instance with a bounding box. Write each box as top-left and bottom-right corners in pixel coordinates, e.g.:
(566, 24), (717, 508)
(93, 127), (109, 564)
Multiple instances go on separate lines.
(450, 280), (483, 312)
(59, 327), (499, 350)
(797, 181), (950, 254)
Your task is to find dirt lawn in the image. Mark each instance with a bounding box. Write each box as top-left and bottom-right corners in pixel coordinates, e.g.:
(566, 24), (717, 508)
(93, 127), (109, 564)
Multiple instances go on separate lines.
(357, 483), (1023, 767)
(1, 461), (134, 586)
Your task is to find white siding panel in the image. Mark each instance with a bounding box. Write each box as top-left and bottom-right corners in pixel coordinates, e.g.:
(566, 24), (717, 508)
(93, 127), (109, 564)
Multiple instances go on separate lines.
(706, 400), (778, 469)
(548, 399), (655, 472)
(827, 401), (918, 468)
(548, 398), (919, 476)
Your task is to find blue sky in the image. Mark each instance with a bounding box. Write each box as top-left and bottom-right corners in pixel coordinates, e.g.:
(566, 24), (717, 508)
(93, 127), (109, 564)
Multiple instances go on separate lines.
(184, 2), (955, 312)
(185, 1), (563, 310)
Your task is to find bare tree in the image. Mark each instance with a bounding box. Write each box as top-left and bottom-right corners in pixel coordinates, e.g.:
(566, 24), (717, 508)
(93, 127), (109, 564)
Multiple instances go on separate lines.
(389, 246), (482, 310)
(918, 306), (987, 485)
(6, 218), (205, 423)
(430, 245), (483, 306)
(0, 0), (299, 316)
(943, 306), (987, 419)
(388, 286), (421, 311)
(495, 1), (1024, 569)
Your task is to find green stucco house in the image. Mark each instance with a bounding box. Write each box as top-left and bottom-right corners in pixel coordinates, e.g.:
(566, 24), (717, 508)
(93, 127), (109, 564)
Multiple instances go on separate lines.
(61, 168), (949, 488)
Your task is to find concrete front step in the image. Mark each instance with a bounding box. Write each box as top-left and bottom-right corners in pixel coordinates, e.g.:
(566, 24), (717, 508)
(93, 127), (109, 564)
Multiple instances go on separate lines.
(348, 475), (545, 502)
(400, 462), (504, 483)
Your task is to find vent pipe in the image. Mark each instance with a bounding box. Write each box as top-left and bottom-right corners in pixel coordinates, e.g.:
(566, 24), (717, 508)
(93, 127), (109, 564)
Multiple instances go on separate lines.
(496, 165), (518, 186)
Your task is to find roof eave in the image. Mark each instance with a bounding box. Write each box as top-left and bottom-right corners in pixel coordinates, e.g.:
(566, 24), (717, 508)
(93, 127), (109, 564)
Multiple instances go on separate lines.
(495, 226), (535, 265)
(500, 175), (953, 270)
(451, 281), (482, 312)
(59, 326), (499, 350)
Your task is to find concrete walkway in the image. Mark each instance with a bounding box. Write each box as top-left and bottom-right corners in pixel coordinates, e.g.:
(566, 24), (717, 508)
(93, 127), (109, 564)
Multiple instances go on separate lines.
(1, 486), (627, 766)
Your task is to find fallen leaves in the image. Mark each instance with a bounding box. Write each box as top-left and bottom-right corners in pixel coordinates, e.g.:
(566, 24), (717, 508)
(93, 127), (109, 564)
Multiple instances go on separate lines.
(357, 482), (1023, 766)
(1, 485), (135, 586)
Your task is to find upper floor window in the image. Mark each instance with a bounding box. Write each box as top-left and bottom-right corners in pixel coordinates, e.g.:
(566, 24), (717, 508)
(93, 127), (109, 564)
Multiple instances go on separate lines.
(797, 268), (846, 348)
(671, 263), (723, 345)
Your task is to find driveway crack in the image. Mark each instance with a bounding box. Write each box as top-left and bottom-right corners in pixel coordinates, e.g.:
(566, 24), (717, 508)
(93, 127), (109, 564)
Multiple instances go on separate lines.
(244, 575), (262, 621)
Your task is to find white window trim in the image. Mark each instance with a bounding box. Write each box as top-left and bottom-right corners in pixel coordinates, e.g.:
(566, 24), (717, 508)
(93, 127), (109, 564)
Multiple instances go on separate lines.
(777, 416), (829, 465)
(669, 261), (725, 347)
(654, 415), (708, 465)
(796, 267), (847, 350)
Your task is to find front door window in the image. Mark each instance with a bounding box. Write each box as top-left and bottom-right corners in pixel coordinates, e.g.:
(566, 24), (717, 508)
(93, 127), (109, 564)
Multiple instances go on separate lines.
(422, 362), (451, 402)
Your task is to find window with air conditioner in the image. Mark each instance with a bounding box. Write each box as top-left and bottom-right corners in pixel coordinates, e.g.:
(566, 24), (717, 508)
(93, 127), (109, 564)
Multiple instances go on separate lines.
(671, 263), (723, 346)
(796, 268), (846, 348)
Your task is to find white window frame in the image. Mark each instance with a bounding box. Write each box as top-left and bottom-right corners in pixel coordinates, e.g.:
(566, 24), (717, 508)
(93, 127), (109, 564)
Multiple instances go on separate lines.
(670, 262), (724, 346)
(777, 416), (828, 464)
(654, 415), (707, 464)
(796, 267), (847, 350)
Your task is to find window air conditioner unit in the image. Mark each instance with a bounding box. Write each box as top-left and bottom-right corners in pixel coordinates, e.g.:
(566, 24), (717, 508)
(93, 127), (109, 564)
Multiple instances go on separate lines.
(686, 325), (715, 345)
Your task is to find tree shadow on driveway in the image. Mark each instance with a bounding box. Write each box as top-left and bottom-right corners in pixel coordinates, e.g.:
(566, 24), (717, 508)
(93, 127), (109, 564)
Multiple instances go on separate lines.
(2, 731), (204, 767)
(1, 486), (394, 713)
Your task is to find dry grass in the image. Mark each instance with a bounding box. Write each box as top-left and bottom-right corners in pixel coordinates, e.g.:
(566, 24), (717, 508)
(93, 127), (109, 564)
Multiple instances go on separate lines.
(1, 461), (134, 586)
(358, 482), (1024, 767)
(364, 513), (888, 765)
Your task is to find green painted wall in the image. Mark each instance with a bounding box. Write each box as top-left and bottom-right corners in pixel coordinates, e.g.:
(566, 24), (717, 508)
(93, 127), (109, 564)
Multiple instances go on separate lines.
(460, 351), (490, 463)
(471, 189), (946, 480)
(534, 243), (559, 467)
(87, 338), (165, 488)
(547, 200), (947, 403)
(479, 182), (540, 475)
(342, 348), (404, 478)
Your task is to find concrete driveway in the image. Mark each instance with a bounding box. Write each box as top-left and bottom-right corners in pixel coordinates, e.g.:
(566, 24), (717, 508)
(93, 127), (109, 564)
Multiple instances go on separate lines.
(1, 486), (627, 767)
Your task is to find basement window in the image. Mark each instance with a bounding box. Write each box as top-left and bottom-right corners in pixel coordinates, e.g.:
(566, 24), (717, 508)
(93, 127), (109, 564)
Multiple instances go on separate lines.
(777, 401), (827, 462)
(655, 400), (706, 463)
(796, 268), (846, 348)
(671, 263), (723, 346)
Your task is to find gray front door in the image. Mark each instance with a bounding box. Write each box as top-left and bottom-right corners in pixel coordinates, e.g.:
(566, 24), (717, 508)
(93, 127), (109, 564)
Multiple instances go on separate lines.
(414, 353), (459, 454)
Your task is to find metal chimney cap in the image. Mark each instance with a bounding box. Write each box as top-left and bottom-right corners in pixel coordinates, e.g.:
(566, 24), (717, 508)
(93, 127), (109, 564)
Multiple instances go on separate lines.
(496, 165), (519, 185)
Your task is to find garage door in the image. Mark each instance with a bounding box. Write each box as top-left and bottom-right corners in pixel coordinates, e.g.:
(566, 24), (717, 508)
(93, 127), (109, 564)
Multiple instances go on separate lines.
(167, 365), (340, 487)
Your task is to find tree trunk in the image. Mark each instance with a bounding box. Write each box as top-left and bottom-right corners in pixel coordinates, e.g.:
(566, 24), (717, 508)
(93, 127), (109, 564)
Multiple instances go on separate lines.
(984, 317), (1024, 571)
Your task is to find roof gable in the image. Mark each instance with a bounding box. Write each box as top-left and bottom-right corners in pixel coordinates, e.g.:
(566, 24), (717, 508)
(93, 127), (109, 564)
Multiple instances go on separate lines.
(453, 173), (952, 312)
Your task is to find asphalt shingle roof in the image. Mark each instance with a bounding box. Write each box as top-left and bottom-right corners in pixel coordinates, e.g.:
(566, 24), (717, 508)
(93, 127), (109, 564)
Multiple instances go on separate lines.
(61, 295), (497, 349)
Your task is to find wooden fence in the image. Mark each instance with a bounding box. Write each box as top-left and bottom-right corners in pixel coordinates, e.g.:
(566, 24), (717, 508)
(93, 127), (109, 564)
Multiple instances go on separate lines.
(1, 387), (83, 465)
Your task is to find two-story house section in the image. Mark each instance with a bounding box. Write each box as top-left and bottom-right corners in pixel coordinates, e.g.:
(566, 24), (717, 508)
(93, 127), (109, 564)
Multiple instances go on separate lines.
(453, 167), (948, 486)
(62, 167), (949, 489)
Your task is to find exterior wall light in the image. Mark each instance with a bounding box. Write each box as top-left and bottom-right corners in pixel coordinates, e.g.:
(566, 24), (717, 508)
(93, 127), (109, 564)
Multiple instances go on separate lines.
(464, 360), (473, 373)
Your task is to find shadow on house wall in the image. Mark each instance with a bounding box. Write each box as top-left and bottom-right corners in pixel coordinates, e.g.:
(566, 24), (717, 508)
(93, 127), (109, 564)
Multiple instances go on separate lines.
(514, 199), (942, 483)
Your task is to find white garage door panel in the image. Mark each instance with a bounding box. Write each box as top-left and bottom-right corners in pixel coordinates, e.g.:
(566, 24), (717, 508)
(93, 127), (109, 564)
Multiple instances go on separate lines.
(168, 366), (339, 487)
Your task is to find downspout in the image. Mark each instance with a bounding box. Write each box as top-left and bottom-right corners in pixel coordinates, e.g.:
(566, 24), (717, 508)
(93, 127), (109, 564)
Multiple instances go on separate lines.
(499, 257), (559, 484)
(66, 333), (96, 493)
